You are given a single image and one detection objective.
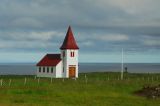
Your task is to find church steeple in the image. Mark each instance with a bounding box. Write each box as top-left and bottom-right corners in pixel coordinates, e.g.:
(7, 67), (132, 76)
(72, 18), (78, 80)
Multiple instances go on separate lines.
(60, 26), (79, 50)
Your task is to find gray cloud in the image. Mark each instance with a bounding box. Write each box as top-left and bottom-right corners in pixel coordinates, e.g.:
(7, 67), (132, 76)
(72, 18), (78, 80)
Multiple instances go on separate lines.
(1, 0), (160, 29)
(0, 0), (160, 55)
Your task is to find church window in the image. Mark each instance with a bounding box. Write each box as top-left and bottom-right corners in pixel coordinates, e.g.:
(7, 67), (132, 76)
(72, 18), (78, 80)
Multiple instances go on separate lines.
(70, 52), (72, 57)
(63, 67), (64, 73)
(51, 67), (53, 73)
(63, 51), (65, 57)
(47, 67), (49, 73)
(43, 67), (45, 73)
(39, 67), (41, 72)
(70, 51), (75, 57)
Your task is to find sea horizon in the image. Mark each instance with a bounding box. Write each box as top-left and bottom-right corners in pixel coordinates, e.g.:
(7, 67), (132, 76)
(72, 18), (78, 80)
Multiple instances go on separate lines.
(0, 63), (159, 75)
(0, 62), (160, 65)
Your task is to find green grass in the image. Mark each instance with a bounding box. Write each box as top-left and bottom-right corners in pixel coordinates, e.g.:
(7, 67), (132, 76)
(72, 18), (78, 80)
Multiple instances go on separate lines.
(0, 72), (160, 106)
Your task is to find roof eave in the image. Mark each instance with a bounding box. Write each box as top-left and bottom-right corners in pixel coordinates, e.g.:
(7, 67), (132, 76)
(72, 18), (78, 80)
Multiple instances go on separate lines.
(60, 47), (79, 50)
(36, 60), (61, 66)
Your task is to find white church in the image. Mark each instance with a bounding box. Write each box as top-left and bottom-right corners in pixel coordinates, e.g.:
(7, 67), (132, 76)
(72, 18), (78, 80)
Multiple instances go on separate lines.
(36, 26), (79, 78)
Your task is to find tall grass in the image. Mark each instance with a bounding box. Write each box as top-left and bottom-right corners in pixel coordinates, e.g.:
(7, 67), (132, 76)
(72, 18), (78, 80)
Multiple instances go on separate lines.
(0, 72), (160, 106)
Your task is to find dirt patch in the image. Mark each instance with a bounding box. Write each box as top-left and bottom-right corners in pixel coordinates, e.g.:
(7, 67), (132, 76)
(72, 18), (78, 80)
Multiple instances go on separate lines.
(134, 84), (160, 99)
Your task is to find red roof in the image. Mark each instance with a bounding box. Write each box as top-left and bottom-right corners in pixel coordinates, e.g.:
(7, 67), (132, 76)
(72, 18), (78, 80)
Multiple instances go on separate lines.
(36, 54), (61, 66)
(60, 26), (79, 50)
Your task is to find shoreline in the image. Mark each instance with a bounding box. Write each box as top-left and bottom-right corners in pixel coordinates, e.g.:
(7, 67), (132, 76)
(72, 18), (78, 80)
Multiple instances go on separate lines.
(0, 72), (160, 76)
(0, 63), (160, 75)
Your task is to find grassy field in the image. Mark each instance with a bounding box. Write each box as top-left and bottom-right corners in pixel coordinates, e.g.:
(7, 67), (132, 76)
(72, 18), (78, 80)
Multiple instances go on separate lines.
(0, 72), (160, 106)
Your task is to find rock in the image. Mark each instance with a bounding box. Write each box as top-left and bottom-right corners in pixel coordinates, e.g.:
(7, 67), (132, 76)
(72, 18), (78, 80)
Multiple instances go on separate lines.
(135, 84), (160, 99)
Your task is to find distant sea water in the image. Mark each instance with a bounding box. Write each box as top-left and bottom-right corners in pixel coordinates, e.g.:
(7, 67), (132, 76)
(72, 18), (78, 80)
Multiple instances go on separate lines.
(0, 63), (160, 75)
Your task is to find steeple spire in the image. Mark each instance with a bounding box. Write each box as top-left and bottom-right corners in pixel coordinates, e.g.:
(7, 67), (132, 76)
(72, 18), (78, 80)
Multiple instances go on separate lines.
(60, 26), (79, 50)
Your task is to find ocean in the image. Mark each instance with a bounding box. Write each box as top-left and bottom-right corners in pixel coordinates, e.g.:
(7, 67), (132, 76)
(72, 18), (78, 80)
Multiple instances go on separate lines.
(0, 63), (159, 75)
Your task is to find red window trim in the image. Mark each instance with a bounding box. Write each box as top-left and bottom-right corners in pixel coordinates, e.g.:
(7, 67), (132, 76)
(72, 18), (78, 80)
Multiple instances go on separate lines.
(73, 52), (74, 57)
(70, 51), (75, 57)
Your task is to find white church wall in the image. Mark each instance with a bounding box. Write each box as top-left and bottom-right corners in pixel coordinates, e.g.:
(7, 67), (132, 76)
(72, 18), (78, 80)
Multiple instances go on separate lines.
(67, 50), (78, 78)
(56, 61), (62, 78)
(37, 66), (56, 78)
(61, 49), (79, 78)
(61, 50), (67, 78)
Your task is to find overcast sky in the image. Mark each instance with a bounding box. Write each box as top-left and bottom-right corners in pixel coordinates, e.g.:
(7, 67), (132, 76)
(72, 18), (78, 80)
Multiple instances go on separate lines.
(0, 0), (160, 63)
